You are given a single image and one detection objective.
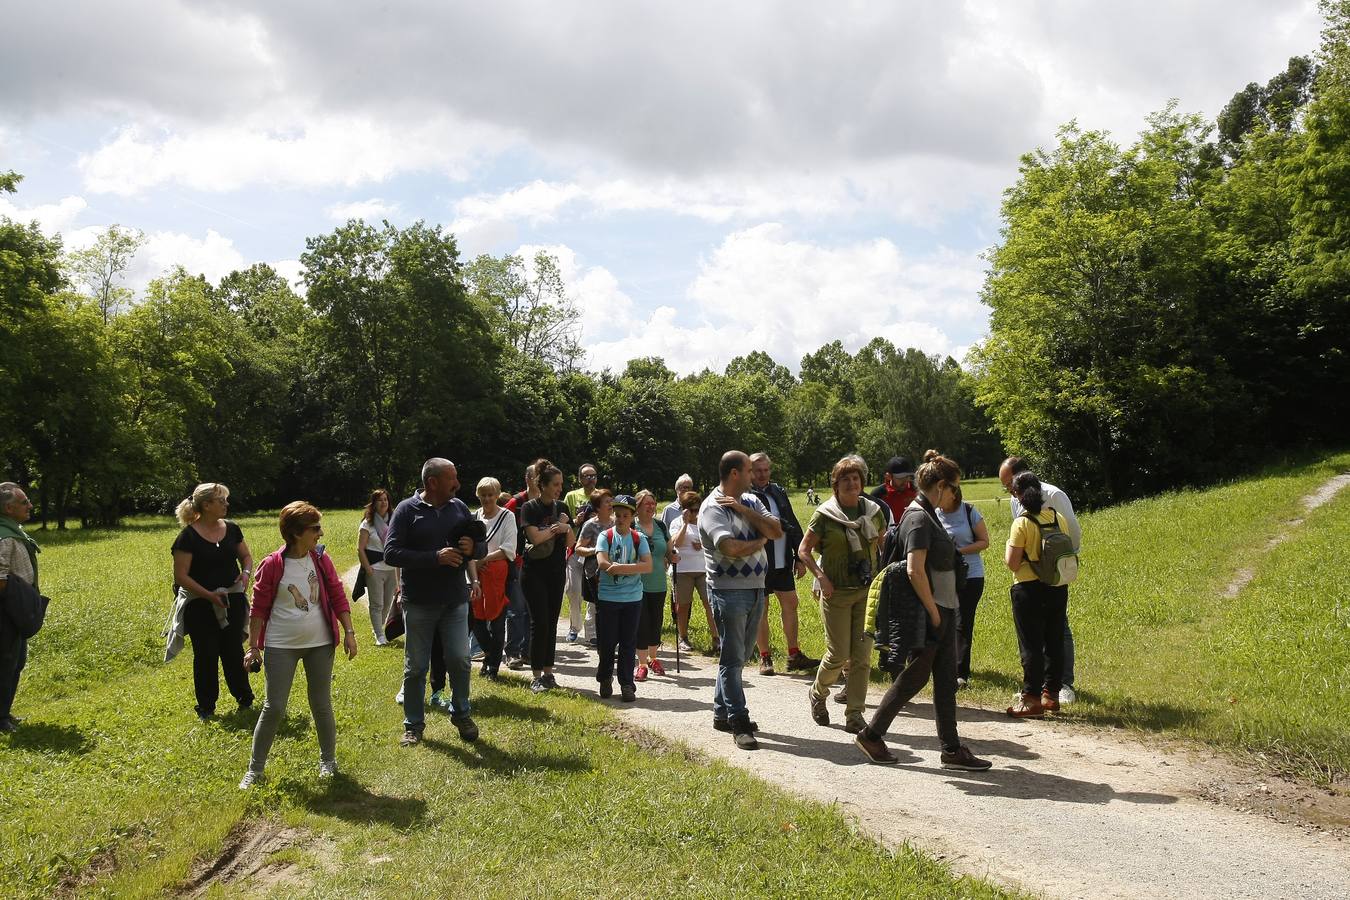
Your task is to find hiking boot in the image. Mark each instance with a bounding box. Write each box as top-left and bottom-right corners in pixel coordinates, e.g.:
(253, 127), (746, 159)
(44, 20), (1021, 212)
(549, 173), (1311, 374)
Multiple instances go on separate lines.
(833, 686), (848, 704)
(1058, 685), (1078, 704)
(713, 716), (759, 733)
(855, 732), (898, 765)
(541, 673), (558, 689)
(844, 715), (867, 734)
(786, 650), (820, 672)
(1006, 693), (1044, 718)
(635, 665), (649, 682)
(238, 769), (263, 789)
(530, 677), (547, 694)
(400, 729), (422, 747)
(1040, 690), (1061, 713)
(598, 679), (613, 699)
(940, 745), (993, 771)
(620, 684), (637, 703)
(758, 656), (776, 676)
(648, 658), (667, 677)
(809, 687), (830, 726)
(318, 760), (338, 778)
(730, 717), (758, 750)
(452, 714), (479, 742)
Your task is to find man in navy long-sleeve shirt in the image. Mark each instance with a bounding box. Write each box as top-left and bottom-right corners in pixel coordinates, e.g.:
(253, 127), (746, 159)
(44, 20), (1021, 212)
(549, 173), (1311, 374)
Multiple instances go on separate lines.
(385, 458), (485, 746)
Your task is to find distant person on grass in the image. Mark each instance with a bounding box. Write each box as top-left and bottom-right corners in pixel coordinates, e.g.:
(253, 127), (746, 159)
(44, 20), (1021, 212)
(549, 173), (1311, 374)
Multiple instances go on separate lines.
(357, 488), (399, 646)
(595, 494), (653, 701)
(749, 452), (819, 677)
(472, 477), (516, 681)
(670, 489), (718, 653)
(0, 482), (38, 732)
(870, 455), (917, 525)
(239, 501), (358, 788)
(171, 482), (255, 720)
(563, 463), (599, 645)
(936, 484), (990, 688)
(502, 463), (540, 670)
(999, 456), (1082, 704)
(1004, 472), (1073, 718)
(799, 455), (885, 734)
(699, 450), (783, 750)
(385, 458), (485, 747)
(633, 490), (674, 681)
(853, 451), (992, 771)
(520, 459), (575, 694)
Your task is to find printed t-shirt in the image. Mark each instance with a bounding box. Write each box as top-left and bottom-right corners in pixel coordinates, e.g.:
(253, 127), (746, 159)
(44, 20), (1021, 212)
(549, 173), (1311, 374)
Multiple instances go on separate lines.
(596, 527), (649, 602)
(266, 554), (333, 649)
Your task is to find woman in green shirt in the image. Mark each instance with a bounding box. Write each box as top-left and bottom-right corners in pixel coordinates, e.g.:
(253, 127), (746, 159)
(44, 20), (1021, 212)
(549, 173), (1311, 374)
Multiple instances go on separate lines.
(634, 490), (676, 679)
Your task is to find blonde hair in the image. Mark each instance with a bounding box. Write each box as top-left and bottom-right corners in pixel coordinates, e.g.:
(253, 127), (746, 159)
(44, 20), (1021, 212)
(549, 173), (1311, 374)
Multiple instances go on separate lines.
(476, 476), (502, 497)
(634, 489), (657, 513)
(175, 483), (229, 527)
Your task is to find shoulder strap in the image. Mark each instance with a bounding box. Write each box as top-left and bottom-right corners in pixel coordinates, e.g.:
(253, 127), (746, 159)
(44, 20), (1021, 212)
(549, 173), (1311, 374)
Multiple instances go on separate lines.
(485, 510), (508, 542)
(655, 517), (669, 542)
(965, 502), (974, 534)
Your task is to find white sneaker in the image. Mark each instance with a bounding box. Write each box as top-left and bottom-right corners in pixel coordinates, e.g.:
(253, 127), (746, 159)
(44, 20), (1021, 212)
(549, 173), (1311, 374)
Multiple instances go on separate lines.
(238, 770), (263, 789)
(318, 760), (337, 778)
(394, 688), (405, 704)
(1058, 685), (1077, 704)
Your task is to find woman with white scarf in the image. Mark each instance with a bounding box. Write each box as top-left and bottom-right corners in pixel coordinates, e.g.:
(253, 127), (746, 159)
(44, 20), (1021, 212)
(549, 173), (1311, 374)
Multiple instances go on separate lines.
(358, 488), (399, 645)
(798, 455), (886, 734)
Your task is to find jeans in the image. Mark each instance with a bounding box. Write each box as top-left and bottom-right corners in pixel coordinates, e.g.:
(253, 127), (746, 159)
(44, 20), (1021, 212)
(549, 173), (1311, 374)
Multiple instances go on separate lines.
(247, 643), (336, 773)
(867, 606), (960, 752)
(595, 600), (642, 687)
(183, 593), (254, 715)
(1062, 613), (1076, 687)
(365, 567), (398, 640)
(523, 564), (565, 669)
(470, 609), (505, 675)
(564, 555), (594, 639)
(955, 576), (986, 681)
(1011, 580), (1069, 696)
(0, 615), (26, 721)
(709, 587), (765, 722)
(810, 585), (873, 718)
(403, 601), (471, 729)
(505, 571), (531, 660)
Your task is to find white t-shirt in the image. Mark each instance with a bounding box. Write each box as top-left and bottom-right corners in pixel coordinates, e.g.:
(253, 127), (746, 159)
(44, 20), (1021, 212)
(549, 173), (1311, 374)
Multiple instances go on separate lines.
(476, 507), (518, 558)
(760, 489), (788, 570)
(359, 516), (394, 571)
(266, 555), (333, 649)
(670, 513), (706, 574)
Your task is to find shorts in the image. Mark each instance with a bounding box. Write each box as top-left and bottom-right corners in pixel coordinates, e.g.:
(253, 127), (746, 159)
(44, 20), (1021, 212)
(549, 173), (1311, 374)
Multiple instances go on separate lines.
(765, 565), (797, 594)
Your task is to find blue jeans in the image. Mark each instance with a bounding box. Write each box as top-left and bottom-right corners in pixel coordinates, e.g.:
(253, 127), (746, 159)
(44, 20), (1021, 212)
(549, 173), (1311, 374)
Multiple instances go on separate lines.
(710, 587), (765, 722)
(403, 601), (471, 729)
(505, 572), (530, 660)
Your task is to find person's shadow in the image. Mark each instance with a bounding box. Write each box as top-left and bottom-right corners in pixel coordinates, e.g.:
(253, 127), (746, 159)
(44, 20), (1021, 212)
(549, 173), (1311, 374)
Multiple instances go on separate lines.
(422, 736), (592, 777)
(298, 774), (429, 829)
(2, 721), (95, 755)
(929, 764), (1180, 805)
(754, 729), (921, 767)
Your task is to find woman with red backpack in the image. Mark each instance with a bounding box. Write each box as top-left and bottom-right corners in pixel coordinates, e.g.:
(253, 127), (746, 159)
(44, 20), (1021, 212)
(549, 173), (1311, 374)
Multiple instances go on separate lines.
(472, 478), (516, 681)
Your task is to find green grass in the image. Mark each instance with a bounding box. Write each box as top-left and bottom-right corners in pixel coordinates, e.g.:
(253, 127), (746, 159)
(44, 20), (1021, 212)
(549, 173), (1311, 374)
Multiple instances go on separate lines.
(0, 512), (1014, 898)
(770, 456), (1350, 784)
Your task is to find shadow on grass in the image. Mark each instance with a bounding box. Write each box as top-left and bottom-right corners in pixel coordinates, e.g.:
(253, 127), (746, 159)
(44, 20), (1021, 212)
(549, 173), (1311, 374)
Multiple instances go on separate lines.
(422, 736), (592, 776)
(754, 728), (917, 767)
(930, 764), (1180, 805)
(473, 693), (560, 724)
(3, 721), (96, 755)
(1071, 698), (1211, 734)
(300, 773), (429, 829)
(29, 520), (173, 546)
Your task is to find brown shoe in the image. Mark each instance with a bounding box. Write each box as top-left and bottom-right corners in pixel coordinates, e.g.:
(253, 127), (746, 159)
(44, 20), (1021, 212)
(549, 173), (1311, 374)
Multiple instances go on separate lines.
(1006, 693), (1044, 718)
(809, 687), (830, 726)
(785, 650), (820, 672)
(1040, 690), (1061, 713)
(833, 686), (848, 704)
(844, 715), (867, 734)
(759, 656), (775, 676)
(855, 732), (898, 765)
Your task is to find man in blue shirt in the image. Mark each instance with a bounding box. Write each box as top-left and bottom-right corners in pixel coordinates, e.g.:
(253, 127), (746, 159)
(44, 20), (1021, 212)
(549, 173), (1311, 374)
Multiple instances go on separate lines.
(385, 458), (485, 746)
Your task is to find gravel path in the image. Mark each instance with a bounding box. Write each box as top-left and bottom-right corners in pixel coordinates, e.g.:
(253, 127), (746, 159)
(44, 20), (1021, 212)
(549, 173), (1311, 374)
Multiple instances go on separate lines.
(538, 644), (1349, 899)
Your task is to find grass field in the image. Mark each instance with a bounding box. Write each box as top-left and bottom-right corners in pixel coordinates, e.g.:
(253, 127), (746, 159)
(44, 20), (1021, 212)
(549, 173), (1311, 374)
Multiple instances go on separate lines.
(765, 458), (1350, 784)
(0, 510), (1013, 898)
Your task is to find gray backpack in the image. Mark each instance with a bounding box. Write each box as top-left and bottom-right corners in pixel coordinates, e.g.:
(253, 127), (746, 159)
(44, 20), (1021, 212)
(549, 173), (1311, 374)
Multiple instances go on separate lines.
(1022, 510), (1079, 586)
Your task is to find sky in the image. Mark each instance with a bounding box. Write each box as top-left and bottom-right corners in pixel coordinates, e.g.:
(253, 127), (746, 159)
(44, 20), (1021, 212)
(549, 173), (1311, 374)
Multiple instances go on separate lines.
(0, 1), (1323, 375)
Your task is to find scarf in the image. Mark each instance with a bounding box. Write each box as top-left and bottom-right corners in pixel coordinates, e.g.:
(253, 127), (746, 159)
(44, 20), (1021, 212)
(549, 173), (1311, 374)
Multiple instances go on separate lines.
(815, 495), (880, 553)
(0, 514), (40, 587)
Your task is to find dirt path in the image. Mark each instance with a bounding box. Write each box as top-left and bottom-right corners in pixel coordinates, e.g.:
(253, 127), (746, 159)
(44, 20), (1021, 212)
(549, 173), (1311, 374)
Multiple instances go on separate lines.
(539, 644), (1348, 900)
(1223, 471), (1350, 597)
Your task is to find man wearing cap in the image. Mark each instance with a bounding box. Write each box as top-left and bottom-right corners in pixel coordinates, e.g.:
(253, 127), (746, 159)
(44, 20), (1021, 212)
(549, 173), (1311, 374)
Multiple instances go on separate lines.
(748, 452), (819, 676)
(870, 456), (916, 526)
(698, 451), (782, 750)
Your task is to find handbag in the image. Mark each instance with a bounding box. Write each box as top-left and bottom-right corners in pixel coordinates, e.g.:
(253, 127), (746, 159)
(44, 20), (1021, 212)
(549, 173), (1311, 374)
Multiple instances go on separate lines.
(383, 594), (405, 641)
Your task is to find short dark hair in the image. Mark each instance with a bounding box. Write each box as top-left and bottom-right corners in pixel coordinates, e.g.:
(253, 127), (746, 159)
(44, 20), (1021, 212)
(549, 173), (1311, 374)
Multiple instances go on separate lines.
(1011, 471), (1043, 514)
(719, 450), (748, 482)
(579, 463), (597, 478)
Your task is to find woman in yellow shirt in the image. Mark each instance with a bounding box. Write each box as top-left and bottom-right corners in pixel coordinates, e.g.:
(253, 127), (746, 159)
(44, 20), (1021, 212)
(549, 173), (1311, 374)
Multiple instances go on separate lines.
(1004, 472), (1070, 717)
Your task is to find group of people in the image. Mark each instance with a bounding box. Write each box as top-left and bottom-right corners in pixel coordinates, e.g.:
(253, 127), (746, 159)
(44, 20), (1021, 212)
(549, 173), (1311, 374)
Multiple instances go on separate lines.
(0, 446), (1082, 782)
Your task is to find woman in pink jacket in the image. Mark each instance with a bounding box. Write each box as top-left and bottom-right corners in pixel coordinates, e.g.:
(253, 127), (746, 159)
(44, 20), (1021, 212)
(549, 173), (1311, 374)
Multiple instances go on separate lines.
(239, 501), (358, 788)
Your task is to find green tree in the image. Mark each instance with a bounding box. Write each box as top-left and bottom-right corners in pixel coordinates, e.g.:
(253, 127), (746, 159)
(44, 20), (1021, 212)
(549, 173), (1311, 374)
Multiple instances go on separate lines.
(464, 250), (582, 373)
(725, 350), (796, 395)
(65, 224), (145, 324)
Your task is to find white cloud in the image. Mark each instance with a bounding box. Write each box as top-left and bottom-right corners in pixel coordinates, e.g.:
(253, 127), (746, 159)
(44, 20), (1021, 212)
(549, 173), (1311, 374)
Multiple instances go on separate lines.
(272, 258), (305, 293)
(0, 194), (89, 236)
(130, 229), (247, 288)
(326, 198), (400, 222)
(534, 227), (986, 376)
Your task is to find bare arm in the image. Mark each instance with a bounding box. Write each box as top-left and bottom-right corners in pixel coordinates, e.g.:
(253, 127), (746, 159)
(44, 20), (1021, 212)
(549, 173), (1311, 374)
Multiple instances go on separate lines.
(798, 530), (834, 598)
(235, 538), (254, 592)
(1005, 544), (1025, 572)
(963, 518), (990, 555)
(358, 528), (373, 571)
